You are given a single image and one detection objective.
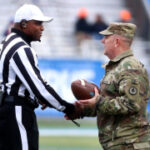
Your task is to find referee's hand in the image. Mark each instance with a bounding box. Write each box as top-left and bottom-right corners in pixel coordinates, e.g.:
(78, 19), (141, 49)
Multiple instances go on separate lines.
(39, 100), (48, 110)
(64, 101), (84, 120)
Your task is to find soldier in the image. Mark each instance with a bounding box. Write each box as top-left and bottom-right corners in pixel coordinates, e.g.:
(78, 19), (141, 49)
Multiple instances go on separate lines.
(66, 22), (150, 150)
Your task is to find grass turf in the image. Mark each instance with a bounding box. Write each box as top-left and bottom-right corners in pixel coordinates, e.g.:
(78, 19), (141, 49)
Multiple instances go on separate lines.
(38, 118), (104, 150)
(40, 136), (102, 150)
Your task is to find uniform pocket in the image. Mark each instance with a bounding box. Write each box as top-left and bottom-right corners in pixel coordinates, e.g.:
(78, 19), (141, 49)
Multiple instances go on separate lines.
(133, 142), (150, 149)
(101, 81), (116, 94)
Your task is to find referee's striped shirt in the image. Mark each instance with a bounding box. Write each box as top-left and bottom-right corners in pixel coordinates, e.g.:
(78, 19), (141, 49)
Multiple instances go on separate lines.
(0, 29), (67, 112)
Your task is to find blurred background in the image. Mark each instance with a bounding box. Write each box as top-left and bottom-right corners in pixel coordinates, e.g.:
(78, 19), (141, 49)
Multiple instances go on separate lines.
(0, 0), (150, 149)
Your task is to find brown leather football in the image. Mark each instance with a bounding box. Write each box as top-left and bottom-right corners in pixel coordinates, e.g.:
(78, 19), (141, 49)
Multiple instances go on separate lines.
(71, 79), (99, 100)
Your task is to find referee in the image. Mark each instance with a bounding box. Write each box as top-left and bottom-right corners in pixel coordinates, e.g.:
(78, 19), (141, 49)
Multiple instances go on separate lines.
(0, 4), (75, 150)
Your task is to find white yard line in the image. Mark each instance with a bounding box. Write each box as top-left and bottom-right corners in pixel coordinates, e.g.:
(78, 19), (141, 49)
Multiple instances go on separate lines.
(39, 128), (98, 137)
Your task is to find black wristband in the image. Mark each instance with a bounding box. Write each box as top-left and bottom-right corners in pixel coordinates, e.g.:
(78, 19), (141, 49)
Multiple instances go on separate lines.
(61, 100), (75, 114)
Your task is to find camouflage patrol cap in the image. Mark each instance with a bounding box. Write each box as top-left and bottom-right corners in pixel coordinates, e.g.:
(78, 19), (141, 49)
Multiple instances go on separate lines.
(99, 22), (136, 38)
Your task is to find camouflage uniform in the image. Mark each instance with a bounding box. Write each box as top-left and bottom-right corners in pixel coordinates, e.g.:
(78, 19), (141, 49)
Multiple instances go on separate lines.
(83, 23), (150, 150)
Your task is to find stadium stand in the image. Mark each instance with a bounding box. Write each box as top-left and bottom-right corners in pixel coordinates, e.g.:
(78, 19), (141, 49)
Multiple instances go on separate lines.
(0, 0), (149, 65)
(0, 0), (125, 59)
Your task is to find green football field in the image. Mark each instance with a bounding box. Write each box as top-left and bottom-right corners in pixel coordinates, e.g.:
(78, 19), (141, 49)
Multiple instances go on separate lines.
(38, 118), (103, 150)
(40, 136), (102, 150)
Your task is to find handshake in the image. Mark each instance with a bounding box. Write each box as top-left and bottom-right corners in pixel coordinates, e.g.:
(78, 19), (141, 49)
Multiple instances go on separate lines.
(39, 79), (100, 126)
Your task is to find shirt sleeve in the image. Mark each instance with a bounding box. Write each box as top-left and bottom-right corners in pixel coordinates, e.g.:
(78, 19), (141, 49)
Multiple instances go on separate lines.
(10, 47), (68, 111)
(97, 69), (149, 115)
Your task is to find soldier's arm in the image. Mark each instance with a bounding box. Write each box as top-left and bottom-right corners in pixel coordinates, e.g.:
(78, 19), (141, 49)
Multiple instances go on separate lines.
(96, 70), (149, 115)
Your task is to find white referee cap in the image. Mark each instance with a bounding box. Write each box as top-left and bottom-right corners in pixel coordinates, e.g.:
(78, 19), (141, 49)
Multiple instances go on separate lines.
(14, 4), (53, 23)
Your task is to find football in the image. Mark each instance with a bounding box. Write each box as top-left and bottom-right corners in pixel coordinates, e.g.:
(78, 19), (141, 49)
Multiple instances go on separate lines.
(71, 79), (99, 100)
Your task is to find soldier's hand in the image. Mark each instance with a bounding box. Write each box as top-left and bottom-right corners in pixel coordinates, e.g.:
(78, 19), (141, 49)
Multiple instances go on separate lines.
(79, 87), (100, 109)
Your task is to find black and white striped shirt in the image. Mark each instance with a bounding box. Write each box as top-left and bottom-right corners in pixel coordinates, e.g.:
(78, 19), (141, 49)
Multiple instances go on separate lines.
(0, 29), (68, 112)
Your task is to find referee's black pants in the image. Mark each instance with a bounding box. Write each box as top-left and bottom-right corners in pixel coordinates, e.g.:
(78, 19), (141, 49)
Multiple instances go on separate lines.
(0, 102), (39, 150)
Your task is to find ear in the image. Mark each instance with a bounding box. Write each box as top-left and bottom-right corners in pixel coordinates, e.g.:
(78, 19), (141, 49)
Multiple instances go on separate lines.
(20, 20), (27, 29)
(114, 38), (120, 47)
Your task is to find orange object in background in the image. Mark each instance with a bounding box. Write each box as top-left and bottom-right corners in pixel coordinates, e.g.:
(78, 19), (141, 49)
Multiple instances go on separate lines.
(120, 9), (131, 21)
(78, 8), (88, 18)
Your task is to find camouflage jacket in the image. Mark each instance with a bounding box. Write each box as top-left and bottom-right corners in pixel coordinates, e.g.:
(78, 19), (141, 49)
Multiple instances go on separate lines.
(84, 50), (150, 149)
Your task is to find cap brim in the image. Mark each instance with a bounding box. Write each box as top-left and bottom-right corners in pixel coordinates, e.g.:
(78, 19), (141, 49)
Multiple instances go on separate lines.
(41, 16), (53, 22)
(99, 29), (113, 35)
(33, 16), (53, 22)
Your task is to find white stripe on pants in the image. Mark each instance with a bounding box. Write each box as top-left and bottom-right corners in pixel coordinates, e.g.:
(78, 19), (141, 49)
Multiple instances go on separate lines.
(15, 106), (28, 150)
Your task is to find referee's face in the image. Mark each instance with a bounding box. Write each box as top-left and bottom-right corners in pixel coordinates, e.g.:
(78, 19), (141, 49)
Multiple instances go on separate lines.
(25, 20), (44, 41)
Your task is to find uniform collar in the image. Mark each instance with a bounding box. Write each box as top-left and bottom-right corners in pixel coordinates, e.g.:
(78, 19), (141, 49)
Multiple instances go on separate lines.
(102, 50), (133, 68)
(11, 28), (32, 46)
(111, 50), (133, 62)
